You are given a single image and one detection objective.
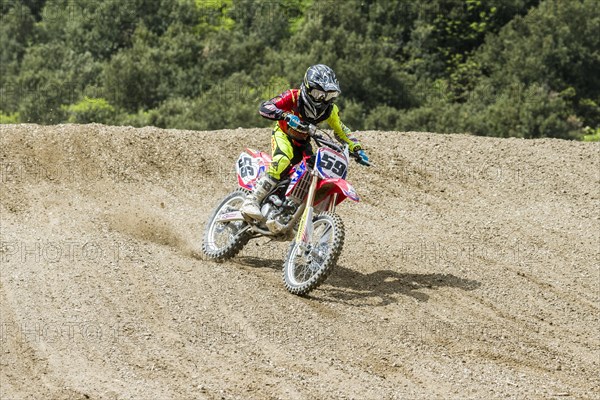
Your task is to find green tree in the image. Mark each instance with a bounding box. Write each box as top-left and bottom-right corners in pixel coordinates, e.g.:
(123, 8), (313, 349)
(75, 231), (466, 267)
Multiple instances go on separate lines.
(102, 25), (162, 112)
(1, 0), (597, 138)
(0, 3), (36, 114)
(16, 43), (100, 123)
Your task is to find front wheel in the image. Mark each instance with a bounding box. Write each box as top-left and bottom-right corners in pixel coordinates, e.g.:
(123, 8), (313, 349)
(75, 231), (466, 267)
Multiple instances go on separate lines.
(283, 212), (345, 295)
(202, 190), (251, 261)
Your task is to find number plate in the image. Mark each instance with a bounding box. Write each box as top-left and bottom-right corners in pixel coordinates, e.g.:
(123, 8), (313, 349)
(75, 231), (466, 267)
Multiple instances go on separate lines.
(236, 154), (259, 185)
(316, 148), (348, 179)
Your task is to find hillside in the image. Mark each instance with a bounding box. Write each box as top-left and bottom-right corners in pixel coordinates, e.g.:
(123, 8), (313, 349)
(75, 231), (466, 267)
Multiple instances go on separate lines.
(1, 124), (599, 399)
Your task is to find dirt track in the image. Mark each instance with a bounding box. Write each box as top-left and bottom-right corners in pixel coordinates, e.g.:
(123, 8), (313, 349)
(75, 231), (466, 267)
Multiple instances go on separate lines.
(1, 124), (598, 399)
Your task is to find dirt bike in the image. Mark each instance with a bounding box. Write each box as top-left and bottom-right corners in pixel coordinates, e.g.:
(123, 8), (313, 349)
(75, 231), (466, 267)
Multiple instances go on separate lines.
(202, 124), (370, 295)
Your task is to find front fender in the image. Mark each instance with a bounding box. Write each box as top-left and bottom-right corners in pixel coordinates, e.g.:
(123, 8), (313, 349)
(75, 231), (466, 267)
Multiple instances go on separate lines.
(315, 178), (360, 205)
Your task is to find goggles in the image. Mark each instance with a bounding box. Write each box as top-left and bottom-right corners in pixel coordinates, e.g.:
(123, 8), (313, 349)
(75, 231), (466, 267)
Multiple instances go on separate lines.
(309, 88), (340, 102)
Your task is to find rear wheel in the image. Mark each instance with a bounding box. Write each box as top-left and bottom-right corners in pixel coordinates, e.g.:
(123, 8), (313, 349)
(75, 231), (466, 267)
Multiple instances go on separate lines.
(202, 190), (251, 261)
(283, 212), (344, 295)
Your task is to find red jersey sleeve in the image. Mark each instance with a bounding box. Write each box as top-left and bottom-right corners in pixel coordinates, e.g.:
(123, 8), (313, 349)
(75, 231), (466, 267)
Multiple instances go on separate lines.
(258, 89), (299, 121)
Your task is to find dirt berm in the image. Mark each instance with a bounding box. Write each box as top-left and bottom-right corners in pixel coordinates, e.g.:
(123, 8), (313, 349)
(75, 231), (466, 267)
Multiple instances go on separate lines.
(0, 124), (598, 399)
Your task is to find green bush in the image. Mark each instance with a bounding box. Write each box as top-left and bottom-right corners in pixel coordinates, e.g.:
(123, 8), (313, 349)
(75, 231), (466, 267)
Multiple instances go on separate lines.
(118, 110), (153, 128)
(0, 112), (20, 124)
(582, 127), (600, 142)
(62, 97), (116, 124)
(460, 83), (582, 139)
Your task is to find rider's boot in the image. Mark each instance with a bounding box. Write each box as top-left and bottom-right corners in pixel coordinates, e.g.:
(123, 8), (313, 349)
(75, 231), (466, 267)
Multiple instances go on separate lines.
(240, 174), (278, 220)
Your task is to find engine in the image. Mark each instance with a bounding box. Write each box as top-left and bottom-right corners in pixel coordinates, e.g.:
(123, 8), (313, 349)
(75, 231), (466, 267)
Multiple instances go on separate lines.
(261, 195), (298, 234)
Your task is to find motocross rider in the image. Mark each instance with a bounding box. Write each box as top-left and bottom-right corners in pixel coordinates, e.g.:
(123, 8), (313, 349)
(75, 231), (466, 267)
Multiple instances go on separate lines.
(241, 64), (370, 220)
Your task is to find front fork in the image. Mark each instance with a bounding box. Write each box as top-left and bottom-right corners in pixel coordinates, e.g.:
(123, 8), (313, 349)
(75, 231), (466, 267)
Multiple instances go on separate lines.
(295, 171), (319, 247)
(295, 172), (340, 264)
(295, 172), (340, 245)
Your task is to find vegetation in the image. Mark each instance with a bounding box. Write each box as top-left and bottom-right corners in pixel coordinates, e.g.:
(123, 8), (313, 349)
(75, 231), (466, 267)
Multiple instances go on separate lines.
(1, 0), (598, 139)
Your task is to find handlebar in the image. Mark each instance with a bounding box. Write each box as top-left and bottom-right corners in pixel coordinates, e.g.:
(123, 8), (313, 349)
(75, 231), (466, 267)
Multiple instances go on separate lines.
(301, 123), (371, 167)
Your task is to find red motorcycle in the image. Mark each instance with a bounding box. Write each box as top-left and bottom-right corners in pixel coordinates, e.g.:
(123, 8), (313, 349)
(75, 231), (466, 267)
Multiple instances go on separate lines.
(202, 125), (370, 295)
